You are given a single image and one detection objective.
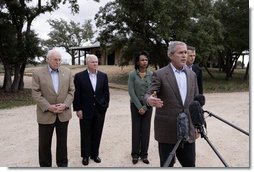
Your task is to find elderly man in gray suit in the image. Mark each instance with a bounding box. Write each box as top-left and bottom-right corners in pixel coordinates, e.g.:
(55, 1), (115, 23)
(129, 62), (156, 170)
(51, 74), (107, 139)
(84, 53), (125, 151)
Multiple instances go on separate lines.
(32, 49), (74, 167)
(145, 41), (199, 167)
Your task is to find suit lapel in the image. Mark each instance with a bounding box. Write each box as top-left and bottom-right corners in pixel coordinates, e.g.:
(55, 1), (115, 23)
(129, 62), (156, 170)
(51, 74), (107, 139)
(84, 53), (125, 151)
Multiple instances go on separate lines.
(58, 67), (64, 95)
(184, 69), (191, 107)
(165, 65), (183, 105)
(95, 72), (101, 93)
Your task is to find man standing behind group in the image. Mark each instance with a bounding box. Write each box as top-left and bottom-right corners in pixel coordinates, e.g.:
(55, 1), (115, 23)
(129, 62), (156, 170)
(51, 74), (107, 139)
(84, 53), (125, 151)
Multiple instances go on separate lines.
(145, 41), (199, 167)
(128, 51), (153, 165)
(32, 49), (74, 167)
(187, 46), (203, 94)
(73, 54), (110, 166)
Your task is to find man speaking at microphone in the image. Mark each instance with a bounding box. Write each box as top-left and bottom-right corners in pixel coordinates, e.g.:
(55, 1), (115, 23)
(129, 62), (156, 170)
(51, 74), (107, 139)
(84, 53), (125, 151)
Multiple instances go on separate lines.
(144, 41), (200, 167)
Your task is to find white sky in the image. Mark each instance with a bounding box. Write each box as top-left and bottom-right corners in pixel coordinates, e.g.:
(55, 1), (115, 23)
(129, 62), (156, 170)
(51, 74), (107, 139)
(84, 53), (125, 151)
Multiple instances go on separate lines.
(31, 0), (112, 63)
(32, 0), (112, 40)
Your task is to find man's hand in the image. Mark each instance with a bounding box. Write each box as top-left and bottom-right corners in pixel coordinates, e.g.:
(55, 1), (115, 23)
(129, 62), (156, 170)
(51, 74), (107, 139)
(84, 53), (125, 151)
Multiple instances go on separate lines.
(47, 103), (67, 113)
(55, 103), (67, 113)
(195, 128), (200, 139)
(47, 104), (59, 113)
(147, 91), (163, 108)
(76, 110), (83, 119)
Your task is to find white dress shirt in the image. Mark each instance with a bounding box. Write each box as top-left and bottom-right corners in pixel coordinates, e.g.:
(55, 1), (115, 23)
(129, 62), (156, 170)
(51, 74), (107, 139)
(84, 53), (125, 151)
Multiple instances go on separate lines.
(88, 70), (97, 92)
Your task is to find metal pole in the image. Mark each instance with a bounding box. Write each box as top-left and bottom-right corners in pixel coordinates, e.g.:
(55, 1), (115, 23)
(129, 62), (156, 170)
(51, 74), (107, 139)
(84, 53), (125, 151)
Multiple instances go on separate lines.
(204, 111), (249, 136)
(163, 138), (182, 167)
(202, 134), (229, 167)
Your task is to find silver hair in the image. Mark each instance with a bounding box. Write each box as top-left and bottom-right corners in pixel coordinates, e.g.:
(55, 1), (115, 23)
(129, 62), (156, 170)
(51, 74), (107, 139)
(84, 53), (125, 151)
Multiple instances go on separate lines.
(86, 54), (98, 63)
(46, 49), (61, 60)
(167, 41), (187, 57)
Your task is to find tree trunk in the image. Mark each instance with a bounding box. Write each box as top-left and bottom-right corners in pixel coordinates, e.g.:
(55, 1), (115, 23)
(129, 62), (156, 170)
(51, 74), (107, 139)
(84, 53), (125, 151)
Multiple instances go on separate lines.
(225, 54), (239, 80)
(11, 64), (21, 92)
(243, 62), (249, 80)
(3, 63), (12, 92)
(204, 65), (214, 79)
(225, 52), (233, 80)
(71, 50), (75, 65)
(18, 62), (26, 90)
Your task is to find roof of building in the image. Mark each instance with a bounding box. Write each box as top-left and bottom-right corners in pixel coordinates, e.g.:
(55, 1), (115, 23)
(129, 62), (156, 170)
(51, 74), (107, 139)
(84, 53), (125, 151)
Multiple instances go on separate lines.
(69, 42), (101, 50)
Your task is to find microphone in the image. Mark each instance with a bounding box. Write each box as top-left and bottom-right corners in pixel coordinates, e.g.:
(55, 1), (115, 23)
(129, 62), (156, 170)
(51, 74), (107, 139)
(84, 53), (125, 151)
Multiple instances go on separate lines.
(194, 94), (205, 107)
(177, 112), (190, 141)
(189, 101), (205, 127)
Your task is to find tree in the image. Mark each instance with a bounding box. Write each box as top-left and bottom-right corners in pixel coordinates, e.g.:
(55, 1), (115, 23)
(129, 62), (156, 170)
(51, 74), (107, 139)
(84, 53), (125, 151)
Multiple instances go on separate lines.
(0, 0), (99, 92)
(95, 0), (195, 68)
(43, 18), (93, 65)
(95, 0), (248, 80)
(214, 0), (249, 80)
(186, 0), (224, 78)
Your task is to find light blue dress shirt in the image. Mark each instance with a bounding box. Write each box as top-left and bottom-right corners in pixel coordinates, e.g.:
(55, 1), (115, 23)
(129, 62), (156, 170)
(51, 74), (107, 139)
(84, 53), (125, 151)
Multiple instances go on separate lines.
(170, 63), (187, 104)
(48, 66), (59, 94)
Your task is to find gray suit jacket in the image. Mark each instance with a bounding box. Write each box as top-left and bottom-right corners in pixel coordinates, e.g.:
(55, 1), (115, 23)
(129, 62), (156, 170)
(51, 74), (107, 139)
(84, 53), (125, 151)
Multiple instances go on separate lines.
(144, 64), (198, 144)
(32, 66), (75, 124)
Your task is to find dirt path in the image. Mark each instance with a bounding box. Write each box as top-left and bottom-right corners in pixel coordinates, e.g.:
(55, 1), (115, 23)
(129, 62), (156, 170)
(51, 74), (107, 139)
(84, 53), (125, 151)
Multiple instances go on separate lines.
(0, 88), (249, 167)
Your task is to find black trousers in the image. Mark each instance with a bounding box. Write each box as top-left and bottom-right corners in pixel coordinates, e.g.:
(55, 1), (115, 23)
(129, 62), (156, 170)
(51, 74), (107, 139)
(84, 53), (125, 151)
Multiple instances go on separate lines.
(130, 103), (152, 159)
(38, 117), (69, 167)
(158, 141), (196, 167)
(79, 109), (105, 158)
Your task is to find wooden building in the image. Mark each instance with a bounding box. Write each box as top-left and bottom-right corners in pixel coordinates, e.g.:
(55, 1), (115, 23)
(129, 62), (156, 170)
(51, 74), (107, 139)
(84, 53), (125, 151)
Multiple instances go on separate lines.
(69, 42), (122, 65)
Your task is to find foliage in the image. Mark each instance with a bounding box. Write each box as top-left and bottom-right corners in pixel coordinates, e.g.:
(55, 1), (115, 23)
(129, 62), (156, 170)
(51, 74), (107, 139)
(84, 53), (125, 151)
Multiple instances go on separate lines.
(42, 18), (94, 63)
(95, 0), (195, 67)
(213, 0), (249, 79)
(95, 0), (249, 79)
(0, 0), (92, 92)
(0, 19), (18, 64)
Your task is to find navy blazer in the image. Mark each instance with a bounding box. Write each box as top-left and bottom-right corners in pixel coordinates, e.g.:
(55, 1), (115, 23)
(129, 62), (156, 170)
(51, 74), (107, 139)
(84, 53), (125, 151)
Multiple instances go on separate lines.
(73, 70), (110, 119)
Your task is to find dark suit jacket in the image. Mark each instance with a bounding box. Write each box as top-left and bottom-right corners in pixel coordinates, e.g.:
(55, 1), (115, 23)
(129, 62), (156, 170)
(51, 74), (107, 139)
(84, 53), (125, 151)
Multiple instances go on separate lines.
(192, 64), (203, 94)
(144, 64), (199, 144)
(73, 70), (110, 119)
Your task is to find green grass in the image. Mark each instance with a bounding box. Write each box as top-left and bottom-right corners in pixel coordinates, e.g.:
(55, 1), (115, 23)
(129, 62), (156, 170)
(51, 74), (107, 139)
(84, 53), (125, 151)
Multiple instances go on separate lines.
(0, 89), (35, 109)
(203, 68), (249, 93)
(108, 67), (249, 93)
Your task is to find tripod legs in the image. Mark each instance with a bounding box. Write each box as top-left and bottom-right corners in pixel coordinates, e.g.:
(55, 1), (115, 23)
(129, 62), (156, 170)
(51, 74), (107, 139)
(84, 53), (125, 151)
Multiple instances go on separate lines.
(198, 126), (229, 167)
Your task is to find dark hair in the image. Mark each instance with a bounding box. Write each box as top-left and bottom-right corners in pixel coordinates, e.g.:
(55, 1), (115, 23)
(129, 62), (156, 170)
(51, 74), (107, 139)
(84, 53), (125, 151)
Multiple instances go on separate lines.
(187, 45), (196, 51)
(134, 51), (150, 70)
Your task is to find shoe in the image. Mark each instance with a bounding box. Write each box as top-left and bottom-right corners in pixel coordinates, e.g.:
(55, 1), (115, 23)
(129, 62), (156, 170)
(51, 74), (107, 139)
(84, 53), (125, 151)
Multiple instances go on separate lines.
(82, 158), (89, 166)
(142, 158), (150, 164)
(132, 157), (138, 164)
(91, 156), (101, 163)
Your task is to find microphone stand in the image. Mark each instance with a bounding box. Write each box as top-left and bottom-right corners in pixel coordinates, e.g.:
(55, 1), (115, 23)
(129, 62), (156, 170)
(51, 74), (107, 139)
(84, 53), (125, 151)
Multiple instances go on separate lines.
(204, 111), (249, 136)
(163, 137), (183, 167)
(197, 125), (229, 167)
